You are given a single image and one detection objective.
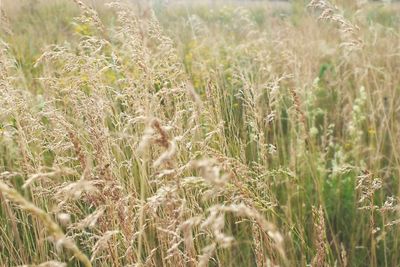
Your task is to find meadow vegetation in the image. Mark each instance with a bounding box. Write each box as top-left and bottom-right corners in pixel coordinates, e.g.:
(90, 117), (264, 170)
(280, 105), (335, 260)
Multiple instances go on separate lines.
(1, 0), (400, 266)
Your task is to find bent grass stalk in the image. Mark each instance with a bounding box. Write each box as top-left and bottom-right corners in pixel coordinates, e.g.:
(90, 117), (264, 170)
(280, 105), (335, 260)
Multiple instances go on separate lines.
(0, 181), (92, 267)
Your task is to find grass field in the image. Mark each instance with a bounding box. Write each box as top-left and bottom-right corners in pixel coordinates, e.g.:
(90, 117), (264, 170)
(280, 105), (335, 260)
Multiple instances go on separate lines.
(1, 0), (400, 266)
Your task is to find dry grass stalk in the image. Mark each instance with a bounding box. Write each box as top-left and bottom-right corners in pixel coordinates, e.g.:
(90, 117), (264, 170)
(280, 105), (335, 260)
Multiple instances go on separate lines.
(19, 261), (67, 267)
(308, 0), (362, 52)
(312, 205), (327, 267)
(0, 181), (92, 267)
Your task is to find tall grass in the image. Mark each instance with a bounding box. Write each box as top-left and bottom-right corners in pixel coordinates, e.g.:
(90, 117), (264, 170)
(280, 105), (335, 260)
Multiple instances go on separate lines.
(1, 0), (400, 266)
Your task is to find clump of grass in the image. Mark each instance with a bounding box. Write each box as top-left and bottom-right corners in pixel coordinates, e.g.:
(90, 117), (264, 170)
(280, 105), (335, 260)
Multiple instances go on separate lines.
(0, 179), (91, 267)
(1, 0), (400, 266)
